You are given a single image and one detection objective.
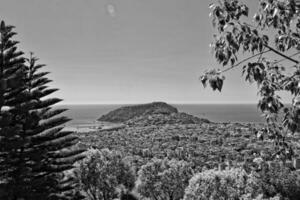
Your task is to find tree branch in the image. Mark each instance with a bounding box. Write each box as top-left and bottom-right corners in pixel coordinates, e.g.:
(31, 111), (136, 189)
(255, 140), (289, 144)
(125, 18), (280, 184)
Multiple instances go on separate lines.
(242, 22), (300, 64)
(221, 49), (271, 73)
(273, 51), (300, 65)
(265, 45), (299, 64)
(257, 47), (265, 63)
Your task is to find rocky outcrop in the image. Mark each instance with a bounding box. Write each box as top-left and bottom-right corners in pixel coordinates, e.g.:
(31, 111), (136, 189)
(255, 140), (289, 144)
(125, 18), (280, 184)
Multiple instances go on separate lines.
(98, 102), (178, 123)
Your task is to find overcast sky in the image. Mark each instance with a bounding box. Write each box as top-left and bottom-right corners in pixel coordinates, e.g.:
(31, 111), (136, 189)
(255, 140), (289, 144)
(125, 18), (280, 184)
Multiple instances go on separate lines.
(0, 0), (282, 104)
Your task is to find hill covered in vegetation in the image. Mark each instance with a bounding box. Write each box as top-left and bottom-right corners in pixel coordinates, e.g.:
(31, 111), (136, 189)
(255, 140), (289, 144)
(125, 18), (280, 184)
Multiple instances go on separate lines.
(80, 104), (300, 172)
(76, 103), (300, 200)
(97, 102), (178, 122)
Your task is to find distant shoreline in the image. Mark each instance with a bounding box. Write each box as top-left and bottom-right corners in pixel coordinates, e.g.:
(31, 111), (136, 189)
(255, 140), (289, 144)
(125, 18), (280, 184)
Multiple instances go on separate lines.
(54, 103), (289, 132)
(55, 103), (292, 106)
(57, 103), (258, 106)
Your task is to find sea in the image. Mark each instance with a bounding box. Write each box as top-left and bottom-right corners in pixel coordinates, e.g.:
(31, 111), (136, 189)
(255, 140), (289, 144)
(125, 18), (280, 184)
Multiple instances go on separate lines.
(55, 104), (265, 132)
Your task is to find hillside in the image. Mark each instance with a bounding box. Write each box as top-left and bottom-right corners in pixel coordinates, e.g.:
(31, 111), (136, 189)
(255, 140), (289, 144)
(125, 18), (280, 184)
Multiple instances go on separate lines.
(78, 103), (300, 173)
(125, 112), (210, 126)
(78, 102), (300, 172)
(79, 121), (300, 171)
(98, 102), (178, 122)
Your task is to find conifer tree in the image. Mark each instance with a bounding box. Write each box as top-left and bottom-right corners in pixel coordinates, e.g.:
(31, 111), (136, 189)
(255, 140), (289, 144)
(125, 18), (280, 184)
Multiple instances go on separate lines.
(0, 20), (27, 199)
(0, 20), (85, 200)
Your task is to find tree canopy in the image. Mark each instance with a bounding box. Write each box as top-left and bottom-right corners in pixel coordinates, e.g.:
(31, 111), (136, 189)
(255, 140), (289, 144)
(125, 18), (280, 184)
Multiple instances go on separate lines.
(77, 148), (136, 200)
(201, 0), (300, 159)
(136, 158), (194, 200)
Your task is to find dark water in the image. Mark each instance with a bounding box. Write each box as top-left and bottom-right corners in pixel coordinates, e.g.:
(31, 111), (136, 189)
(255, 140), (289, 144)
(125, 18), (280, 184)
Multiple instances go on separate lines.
(175, 104), (264, 123)
(55, 104), (264, 127)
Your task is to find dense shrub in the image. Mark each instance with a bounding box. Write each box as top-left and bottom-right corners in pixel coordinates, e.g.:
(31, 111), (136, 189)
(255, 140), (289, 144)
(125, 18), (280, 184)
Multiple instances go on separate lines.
(247, 162), (300, 200)
(183, 168), (252, 200)
(184, 164), (300, 200)
(77, 148), (136, 200)
(136, 158), (193, 200)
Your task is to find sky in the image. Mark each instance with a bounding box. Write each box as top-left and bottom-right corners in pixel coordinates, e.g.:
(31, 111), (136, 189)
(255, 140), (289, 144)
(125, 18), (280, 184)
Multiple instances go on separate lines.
(0, 0), (288, 104)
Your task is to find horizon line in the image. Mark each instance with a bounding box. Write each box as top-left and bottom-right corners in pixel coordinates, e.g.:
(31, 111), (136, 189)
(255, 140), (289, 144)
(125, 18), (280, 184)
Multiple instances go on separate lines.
(56, 101), (263, 105)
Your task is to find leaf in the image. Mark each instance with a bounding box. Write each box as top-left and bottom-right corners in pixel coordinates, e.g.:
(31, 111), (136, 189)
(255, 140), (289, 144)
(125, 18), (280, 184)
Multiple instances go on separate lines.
(209, 3), (215, 9)
(293, 95), (300, 108)
(241, 5), (249, 16)
(253, 14), (261, 22)
(230, 58), (235, 66)
(252, 29), (258, 36)
(262, 35), (269, 44)
(273, 8), (278, 17)
(259, 40), (263, 52)
(200, 75), (208, 87)
(209, 79), (216, 91)
(0, 21), (5, 31)
(216, 77), (224, 92)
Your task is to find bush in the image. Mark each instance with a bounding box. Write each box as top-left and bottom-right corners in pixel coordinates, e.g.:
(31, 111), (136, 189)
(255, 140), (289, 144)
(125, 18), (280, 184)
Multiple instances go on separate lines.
(248, 162), (300, 200)
(77, 148), (136, 200)
(184, 164), (300, 200)
(183, 168), (251, 200)
(137, 158), (193, 200)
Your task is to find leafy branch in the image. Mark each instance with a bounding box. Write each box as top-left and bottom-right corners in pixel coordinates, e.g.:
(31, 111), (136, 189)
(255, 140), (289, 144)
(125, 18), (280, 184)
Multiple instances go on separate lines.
(202, 0), (300, 160)
(221, 49), (271, 73)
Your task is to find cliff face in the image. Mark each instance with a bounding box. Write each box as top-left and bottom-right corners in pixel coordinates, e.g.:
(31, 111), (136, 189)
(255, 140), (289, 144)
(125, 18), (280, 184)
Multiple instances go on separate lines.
(98, 102), (178, 123)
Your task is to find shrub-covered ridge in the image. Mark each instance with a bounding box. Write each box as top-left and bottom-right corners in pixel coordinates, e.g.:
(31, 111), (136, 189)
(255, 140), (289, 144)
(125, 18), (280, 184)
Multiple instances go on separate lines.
(98, 102), (178, 123)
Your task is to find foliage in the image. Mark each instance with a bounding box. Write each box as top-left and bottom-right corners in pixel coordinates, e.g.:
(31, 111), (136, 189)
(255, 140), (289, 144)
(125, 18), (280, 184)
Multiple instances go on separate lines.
(0, 19), (27, 199)
(77, 148), (136, 200)
(248, 162), (300, 200)
(201, 0), (300, 158)
(79, 118), (300, 173)
(0, 20), (85, 200)
(136, 158), (194, 200)
(98, 102), (178, 123)
(183, 168), (255, 200)
(183, 163), (300, 200)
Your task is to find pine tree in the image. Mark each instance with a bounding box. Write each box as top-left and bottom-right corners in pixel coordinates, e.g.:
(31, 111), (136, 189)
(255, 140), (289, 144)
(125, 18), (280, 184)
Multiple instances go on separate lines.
(21, 53), (86, 199)
(0, 20), (85, 200)
(0, 20), (27, 199)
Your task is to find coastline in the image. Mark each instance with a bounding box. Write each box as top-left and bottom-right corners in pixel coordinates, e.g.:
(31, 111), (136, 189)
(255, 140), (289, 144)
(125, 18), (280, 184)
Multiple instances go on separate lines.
(58, 104), (268, 132)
